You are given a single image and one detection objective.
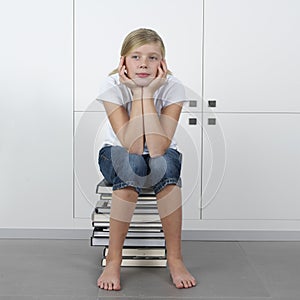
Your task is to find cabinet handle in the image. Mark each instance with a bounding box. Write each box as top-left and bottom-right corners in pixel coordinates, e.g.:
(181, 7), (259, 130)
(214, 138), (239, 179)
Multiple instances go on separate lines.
(189, 100), (197, 107)
(208, 100), (216, 107)
(189, 118), (197, 125)
(208, 118), (216, 125)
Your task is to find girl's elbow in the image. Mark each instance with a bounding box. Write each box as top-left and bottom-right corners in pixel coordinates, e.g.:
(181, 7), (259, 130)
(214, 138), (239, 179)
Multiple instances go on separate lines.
(127, 142), (144, 155)
(148, 145), (168, 158)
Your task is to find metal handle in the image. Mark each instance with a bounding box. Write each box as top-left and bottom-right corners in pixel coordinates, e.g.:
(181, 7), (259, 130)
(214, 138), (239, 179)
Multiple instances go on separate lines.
(189, 100), (197, 107)
(208, 118), (216, 125)
(189, 118), (197, 125)
(208, 100), (216, 108)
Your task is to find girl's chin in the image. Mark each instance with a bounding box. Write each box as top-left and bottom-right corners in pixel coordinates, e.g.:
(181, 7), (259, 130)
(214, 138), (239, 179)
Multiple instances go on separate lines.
(132, 76), (154, 87)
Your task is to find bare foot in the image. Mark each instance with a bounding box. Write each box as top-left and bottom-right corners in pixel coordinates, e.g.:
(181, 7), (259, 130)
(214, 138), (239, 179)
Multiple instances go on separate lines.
(97, 259), (121, 291)
(167, 257), (197, 289)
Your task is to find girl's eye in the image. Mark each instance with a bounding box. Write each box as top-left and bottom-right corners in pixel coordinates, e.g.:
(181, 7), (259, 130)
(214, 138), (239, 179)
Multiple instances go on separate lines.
(131, 55), (139, 60)
(149, 56), (158, 60)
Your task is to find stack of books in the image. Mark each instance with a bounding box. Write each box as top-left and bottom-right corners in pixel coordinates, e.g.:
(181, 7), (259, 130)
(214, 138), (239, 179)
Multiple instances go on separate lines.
(90, 180), (167, 267)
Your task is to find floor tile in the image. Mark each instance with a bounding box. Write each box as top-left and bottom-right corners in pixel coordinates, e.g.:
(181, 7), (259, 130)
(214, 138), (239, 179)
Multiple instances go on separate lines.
(0, 240), (100, 297)
(240, 241), (300, 299)
(0, 239), (96, 257)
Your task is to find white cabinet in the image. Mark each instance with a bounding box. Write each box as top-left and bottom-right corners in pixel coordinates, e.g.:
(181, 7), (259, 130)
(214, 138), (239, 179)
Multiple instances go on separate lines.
(0, 0), (73, 228)
(201, 0), (300, 224)
(74, 111), (202, 220)
(203, 0), (300, 113)
(202, 113), (300, 220)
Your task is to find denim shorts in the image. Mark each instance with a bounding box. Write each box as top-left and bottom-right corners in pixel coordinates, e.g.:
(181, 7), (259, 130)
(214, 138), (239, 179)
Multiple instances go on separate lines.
(98, 145), (182, 195)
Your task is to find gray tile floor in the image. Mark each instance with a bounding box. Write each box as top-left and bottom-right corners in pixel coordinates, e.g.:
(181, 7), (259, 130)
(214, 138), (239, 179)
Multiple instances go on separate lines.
(0, 239), (300, 300)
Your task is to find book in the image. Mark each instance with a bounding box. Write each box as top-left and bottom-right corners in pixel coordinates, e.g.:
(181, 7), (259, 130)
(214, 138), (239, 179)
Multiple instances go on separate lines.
(93, 228), (164, 238)
(95, 200), (159, 215)
(96, 199), (158, 208)
(92, 211), (161, 223)
(103, 247), (166, 257)
(101, 257), (167, 267)
(101, 227), (162, 233)
(91, 236), (165, 247)
(92, 220), (163, 229)
(100, 194), (157, 202)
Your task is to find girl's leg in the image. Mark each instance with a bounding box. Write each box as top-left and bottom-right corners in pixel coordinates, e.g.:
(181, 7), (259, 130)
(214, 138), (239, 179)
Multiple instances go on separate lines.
(97, 146), (148, 290)
(156, 185), (197, 289)
(97, 187), (138, 291)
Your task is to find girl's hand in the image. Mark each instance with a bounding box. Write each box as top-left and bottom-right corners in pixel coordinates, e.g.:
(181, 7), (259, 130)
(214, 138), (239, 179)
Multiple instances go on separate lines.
(118, 56), (141, 96)
(143, 59), (168, 98)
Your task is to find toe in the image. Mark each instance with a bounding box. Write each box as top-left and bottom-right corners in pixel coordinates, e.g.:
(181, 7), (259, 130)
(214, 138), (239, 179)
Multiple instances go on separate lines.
(186, 280), (193, 288)
(175, 279), (184, 289)
(183, 280), (190, 288)
(97, 280), (103, 289)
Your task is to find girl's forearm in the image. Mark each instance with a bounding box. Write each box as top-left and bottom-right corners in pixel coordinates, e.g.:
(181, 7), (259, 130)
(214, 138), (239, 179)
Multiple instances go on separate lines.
(142, 98), (171, 157)
(120, 98), (144, 154)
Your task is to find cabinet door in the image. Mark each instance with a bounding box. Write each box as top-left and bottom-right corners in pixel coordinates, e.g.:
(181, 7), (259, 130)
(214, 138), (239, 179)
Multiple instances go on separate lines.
(0, 0), (73, 228)
(204, 0), (300, 112)
(74, 111), (107, 218)
(174, 112), (202, 220)
(202, 113), (300, 220)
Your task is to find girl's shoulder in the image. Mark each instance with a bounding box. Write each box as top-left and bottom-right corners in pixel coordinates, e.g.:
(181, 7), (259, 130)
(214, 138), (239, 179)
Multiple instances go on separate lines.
(165, 74), (182, 85)
(96, 74), (127, 104)
(105, 73), (120, 86)
(155, 75), (187, 105)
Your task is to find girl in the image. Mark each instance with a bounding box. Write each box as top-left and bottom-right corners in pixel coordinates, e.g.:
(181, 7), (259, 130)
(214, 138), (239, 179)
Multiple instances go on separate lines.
(96, 28), (196, 290)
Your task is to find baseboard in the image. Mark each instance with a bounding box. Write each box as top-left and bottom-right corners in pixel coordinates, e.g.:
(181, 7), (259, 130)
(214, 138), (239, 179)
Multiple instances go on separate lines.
(182, 230), (300, 241)
(1, 228), (300, 240)
(0, 229), (91, 239)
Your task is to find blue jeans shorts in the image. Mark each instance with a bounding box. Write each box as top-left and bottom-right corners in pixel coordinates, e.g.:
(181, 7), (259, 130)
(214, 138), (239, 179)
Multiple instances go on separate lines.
(98, 145), (182, 195)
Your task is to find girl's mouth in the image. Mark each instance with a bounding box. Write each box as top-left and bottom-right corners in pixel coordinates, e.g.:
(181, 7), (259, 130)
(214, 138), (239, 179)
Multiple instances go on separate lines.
(136, 73), (150, 78)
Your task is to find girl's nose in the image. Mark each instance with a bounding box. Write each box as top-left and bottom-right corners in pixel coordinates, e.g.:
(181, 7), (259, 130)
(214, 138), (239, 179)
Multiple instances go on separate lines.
(139, 57), (147, 68)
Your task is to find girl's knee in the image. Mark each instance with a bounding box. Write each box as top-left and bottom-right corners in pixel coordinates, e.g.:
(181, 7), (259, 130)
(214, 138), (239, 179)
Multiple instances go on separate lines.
(149, 149), (181, 177)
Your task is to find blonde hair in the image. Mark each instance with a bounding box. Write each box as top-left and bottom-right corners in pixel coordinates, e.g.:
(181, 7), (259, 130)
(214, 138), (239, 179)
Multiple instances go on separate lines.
(109, 28), (172, 75)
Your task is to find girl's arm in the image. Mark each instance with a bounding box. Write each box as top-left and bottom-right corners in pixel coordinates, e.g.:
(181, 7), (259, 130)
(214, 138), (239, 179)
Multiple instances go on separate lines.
(142, 60), (183, 157)
(103, 99), (144, 155)
(103, 58), (145, 154)
(143, 99), (183, 157)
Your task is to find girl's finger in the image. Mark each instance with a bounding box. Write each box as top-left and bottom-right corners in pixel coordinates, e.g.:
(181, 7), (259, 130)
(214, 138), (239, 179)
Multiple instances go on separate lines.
(118, 56), (125, 73)
(157, 65), (164, 77)
(119, 65), (128, 83)
(161, 59), (168, 77)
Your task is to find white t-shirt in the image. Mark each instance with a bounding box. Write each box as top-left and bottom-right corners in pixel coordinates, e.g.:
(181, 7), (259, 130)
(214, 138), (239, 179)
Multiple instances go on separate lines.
(96, 73), (187, 154)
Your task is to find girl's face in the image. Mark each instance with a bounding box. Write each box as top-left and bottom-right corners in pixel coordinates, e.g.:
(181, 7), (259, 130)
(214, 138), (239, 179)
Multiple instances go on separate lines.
(124, 42), (163, 86)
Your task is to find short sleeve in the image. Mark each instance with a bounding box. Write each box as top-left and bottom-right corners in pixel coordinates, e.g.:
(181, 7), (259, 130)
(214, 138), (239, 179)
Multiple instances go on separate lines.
(156, 76), (189, 107)
(96, 75), (123, 105)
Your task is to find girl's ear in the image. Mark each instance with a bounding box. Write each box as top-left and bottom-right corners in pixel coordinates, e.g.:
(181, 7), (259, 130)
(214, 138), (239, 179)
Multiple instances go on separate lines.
(123, 57), (128, 73)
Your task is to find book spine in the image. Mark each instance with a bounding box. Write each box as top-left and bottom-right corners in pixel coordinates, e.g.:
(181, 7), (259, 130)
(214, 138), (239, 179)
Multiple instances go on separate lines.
(103, 247), (166, 257)
(92, 212), (161, 223)
(101, 258), (167, 267)
(91, 237), (165, 247)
